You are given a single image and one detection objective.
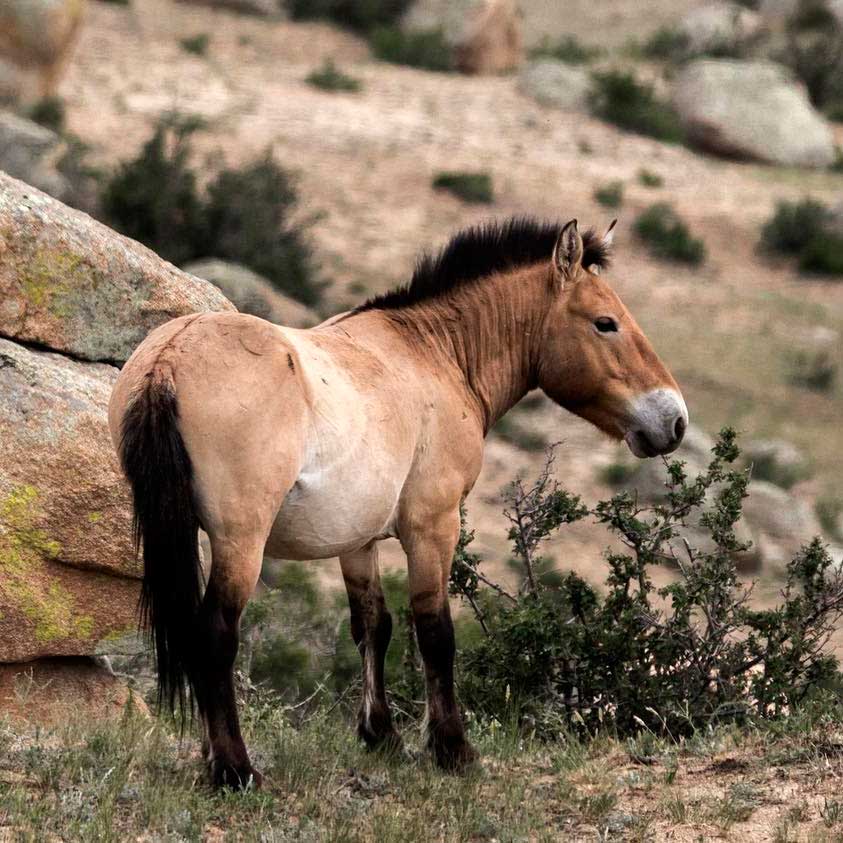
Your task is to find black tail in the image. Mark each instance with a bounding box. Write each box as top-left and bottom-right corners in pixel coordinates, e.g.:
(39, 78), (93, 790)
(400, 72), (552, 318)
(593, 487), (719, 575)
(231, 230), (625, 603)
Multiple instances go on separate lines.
(119, 373), (203, 716)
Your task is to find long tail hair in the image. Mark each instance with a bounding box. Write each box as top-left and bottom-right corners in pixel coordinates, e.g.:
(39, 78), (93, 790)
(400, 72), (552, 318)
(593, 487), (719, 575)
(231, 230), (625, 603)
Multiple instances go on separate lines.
(118, 372), (203, 716)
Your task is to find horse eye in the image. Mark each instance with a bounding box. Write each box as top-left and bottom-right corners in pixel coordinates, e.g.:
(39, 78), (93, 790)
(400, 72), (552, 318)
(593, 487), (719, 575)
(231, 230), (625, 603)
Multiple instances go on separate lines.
(594, 317), (618, 333)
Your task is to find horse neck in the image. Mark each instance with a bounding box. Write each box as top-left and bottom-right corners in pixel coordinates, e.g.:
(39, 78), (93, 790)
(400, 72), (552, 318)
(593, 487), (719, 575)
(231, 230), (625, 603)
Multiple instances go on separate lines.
(385, 264), (549, 433)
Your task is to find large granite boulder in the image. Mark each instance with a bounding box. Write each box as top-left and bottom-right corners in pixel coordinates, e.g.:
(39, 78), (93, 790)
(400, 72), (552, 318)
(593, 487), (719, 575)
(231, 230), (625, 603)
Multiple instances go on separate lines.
(0, 111), (69, 200)
(0, 172), (234, 365)
(672, 60), (836, 168)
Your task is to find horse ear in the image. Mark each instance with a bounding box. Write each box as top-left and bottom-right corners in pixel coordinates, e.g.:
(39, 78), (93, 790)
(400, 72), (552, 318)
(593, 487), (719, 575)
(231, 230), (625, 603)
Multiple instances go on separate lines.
(552, 219), (584, 287)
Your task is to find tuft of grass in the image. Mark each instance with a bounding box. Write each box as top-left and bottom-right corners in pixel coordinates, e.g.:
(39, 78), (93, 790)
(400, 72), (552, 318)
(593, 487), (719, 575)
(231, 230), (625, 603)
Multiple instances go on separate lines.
(370, 26), (453, 72)
(642, 26), (690, 61)
(594, 180), (624, 209)
(432, 171), (494, 204)
(634, 203), (706, 264)
(599, 461), (636, 486)
(530, 35), (602, 65)
(287, 0), (412, 33)
(27, 97), (65, 133)
(788, 348), (837, 392)
(306, 59), (362, 92)
(638, 168), (663, 188)
(179, 33), (209, 56)
(591, 70), (684, 143)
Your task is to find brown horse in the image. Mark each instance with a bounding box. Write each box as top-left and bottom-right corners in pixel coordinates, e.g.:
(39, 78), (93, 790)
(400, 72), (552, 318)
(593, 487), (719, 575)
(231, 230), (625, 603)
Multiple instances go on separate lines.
(109, 217), (687, 789)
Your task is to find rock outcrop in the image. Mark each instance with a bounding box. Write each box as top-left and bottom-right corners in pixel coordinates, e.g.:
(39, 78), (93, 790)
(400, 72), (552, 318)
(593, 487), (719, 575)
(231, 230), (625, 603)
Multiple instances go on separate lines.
(0, 112), (69, 201)
(517, 60), (591, 111)
(672, 60), (836, 168)
(0, 176), (234, 673)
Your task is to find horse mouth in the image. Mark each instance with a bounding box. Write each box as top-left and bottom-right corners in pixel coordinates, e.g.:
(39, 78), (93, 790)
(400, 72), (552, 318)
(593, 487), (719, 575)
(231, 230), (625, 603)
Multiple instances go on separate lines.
(624, 430), (660, 459)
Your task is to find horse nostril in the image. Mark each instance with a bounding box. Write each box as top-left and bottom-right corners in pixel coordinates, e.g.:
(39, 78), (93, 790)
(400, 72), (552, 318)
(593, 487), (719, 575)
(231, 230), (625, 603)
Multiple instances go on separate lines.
(673, 415), (686, 443)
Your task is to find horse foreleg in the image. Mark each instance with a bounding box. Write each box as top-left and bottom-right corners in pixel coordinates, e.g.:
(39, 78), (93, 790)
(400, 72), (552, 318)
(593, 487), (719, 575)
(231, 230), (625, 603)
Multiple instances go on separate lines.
(193, 536), (264, 790)
(403, 510), (477, 772)
(339, 542), (401, 751)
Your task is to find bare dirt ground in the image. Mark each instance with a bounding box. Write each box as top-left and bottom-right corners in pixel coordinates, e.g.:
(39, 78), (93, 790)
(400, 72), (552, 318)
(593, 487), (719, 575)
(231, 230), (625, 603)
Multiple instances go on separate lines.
(60, 2), (843, 603)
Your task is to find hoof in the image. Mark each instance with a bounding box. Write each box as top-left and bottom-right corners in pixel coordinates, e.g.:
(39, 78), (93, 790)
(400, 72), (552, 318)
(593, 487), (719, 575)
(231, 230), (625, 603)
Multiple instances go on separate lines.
(429, 732), (478, 773)
(209, 758), (263, 790)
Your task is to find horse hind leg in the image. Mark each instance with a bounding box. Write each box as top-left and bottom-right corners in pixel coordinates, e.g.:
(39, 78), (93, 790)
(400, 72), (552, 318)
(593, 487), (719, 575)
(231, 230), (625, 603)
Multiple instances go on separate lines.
(339, 542), (401, 752)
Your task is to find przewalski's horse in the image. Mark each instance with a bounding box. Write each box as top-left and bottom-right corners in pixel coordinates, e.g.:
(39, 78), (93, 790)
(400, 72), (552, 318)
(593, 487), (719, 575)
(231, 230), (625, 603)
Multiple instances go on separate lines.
(109, 217), (688, 789)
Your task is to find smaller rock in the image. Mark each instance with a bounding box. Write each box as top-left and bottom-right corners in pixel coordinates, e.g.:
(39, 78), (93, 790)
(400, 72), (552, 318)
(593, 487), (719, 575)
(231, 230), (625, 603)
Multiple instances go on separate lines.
(452, 0), (522, 75)
(673, 59), (836, 168)
(0, 111), (69, 200)
(517, 60), (591, 111)
(677, 2), (763, 57)
(743, 438), (808, 489)
(182, 259), (318, 327)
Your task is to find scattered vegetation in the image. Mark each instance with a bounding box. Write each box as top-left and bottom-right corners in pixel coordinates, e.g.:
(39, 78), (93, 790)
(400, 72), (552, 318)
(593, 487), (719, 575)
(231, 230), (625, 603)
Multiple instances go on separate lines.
(642, 26), (691, 61)
(287, 0), (412, 33)
(593, 180), (624, 209)
(491, 413), (548, 452)
(179, 33), (210, 56)
(27, 96), (65, 133)
(816, 497), (843, 542)
(530, 35), (602, 65)
(432, 171), (494, 204)
(101, 117), (321, 305)
(306, 59), (362, 92)
(591, 70), (684, 144)
(598, 460), (636, 486)
(638, 168), (664, 188)
(760, 198), (843, 277)
(370, 27), (453, 72)
(788, 348), (838, 392)
(634, 203), (706, 265)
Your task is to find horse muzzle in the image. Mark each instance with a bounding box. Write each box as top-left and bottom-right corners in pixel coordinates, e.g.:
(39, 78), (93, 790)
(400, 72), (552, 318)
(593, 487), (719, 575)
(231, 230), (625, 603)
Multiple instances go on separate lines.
(624, 388), (688, 458)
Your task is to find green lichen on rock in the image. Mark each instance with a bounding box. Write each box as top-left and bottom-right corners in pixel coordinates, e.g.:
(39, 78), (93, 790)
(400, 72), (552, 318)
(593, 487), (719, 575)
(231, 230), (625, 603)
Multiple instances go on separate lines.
(0, 485), (94, 644)
(19, 247), (87, 320)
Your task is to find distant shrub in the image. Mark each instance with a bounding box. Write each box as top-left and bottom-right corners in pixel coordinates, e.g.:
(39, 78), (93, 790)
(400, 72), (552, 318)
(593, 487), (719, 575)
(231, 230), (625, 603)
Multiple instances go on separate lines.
(27, 96), (65, 133)
(288, 0), (412, 32)
(599, 461), (636, 486)
(370, 26), (453, 71)
(180, 33), (209, 56)
(450, 431), (843, 738)
(634, 203), (706, 264)
(530, 35), (602, 65)
(642, 26), (690, 61)
(788, 349), (838, 392)
(638, 168), (663, 188)
(816, 497), (843, 542)
(432, 171), (494, 204)
(492, 413), (548, 452)
(591, 70), (684, 143)
(594, 180), (624, 209)
(306, 59), (362, 92)
(101, 118), (205, 266)
(102, 118), (321, 305)
(760, 199), (843, 278)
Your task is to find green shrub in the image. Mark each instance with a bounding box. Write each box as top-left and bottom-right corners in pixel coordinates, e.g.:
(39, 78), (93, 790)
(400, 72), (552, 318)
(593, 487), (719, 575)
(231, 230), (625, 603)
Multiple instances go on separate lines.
(599, 461), (636, 486)
(638, 168), (664, 188)
(449, 431), (843, 738)
(101, 119), (321, 305)
(306, 59), (362, 91)
(101, 118), (206, 266)
(593, 180), (624, 209)
(760, 199), (843, 278)
(27, 97), (65, 133)
(591, 70), (684, 143)
(816, 497), (843, 542)
(788, 349), (838, 392)
(432, 170), (494, 204)
(370, 26), (453, 71)
(288, 0), (411, 32)
(179, 33), (209, 56)
(530, 35), (602, 65)
(642, 26), (690, 61)
(492, 413), (547, 452)
(634, 203), (706, 264)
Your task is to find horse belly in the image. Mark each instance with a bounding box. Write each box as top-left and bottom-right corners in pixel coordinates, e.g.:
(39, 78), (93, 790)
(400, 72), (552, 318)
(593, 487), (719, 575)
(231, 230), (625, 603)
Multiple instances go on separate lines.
(264, 464), (402, 560)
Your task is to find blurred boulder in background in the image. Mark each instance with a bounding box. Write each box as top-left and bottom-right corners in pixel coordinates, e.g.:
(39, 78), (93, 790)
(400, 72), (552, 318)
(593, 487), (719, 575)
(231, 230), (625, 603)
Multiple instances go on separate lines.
(183, 259), (319, 327)
(175, 0), (281, 16)
(517, 59), (590, 111)
(0, 111), (69, 200)
(677, 1), (763, 57)
(0, 0), (86, 103)
(673, 59), (835, 167)
(742, 438), (808, 489)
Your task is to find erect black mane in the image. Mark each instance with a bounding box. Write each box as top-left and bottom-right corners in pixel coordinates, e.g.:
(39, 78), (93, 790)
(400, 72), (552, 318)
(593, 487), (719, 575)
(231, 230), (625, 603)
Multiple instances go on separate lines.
(357, 216), (611, 312)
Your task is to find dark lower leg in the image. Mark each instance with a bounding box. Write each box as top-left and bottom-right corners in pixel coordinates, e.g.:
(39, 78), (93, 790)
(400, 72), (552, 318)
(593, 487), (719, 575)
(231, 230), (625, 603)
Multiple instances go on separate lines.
(194, 585), (260, 789)
(347, 590), (400, 750)
(414, 604), (475, 771)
